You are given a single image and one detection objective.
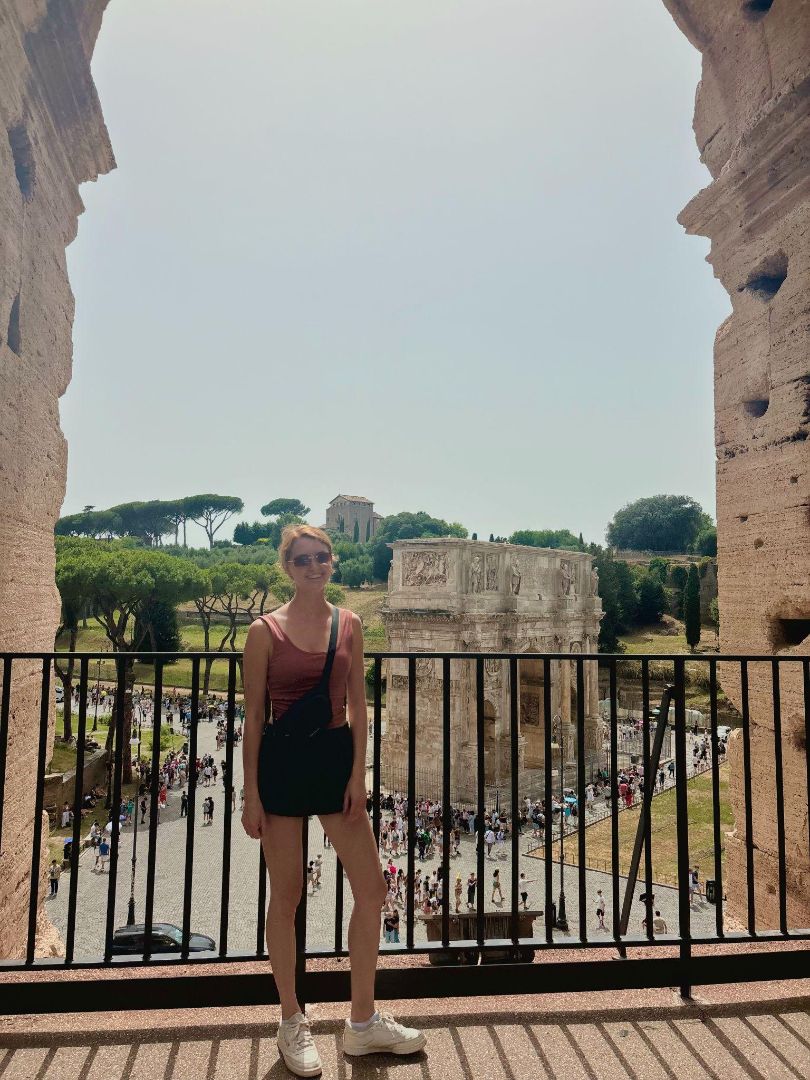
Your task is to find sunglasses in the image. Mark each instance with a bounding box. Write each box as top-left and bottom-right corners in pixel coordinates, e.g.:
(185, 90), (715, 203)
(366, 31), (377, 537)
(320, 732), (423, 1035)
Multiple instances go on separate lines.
(289, 551), (332, 568)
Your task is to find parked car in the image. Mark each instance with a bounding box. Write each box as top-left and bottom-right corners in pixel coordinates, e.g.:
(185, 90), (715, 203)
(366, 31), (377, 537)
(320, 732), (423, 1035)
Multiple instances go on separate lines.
(55, 684), (64, 704)
(111, 922), (215, 955)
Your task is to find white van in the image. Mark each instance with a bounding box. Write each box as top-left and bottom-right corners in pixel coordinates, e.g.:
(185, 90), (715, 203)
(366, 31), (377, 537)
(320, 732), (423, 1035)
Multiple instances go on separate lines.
(55, 684), (64, 704)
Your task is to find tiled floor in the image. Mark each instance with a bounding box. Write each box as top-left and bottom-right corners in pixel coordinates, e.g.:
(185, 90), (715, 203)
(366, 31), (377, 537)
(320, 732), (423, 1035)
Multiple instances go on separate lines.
(1, 990), (808, 1080)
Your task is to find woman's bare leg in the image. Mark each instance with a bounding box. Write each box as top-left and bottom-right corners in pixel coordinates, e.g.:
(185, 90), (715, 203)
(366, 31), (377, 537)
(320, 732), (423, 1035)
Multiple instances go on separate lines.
(261, 814), (304, 1019)
(319, 810), (387, 1023)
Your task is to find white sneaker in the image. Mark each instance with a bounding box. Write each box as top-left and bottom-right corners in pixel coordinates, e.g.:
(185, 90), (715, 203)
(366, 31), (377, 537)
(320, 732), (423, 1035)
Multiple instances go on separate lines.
(343, 1011), (426, 1057)
(277, 1013), (322, 1077)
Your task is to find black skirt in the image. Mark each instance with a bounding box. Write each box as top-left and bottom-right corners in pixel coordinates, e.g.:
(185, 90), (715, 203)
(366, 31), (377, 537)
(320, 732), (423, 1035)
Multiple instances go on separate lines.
(258, 722), (354, 817)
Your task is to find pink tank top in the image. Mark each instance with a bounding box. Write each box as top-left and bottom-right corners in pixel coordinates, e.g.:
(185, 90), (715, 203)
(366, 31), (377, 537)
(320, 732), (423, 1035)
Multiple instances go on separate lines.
(261, 607), (353, 729)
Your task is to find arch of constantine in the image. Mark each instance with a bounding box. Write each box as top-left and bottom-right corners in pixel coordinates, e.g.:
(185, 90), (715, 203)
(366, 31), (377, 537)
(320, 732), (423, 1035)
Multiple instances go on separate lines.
(380, 539), (603, 804)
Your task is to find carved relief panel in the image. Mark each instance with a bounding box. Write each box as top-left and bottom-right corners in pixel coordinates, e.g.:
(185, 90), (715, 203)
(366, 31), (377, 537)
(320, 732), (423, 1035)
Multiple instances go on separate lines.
(402, 550), (448, 587)
(485, 554), (499, 591)
(521, 693), (540, 726)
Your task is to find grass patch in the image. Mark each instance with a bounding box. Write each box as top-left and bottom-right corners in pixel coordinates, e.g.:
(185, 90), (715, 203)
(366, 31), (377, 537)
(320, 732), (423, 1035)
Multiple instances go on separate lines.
(542, 766), (732, 887)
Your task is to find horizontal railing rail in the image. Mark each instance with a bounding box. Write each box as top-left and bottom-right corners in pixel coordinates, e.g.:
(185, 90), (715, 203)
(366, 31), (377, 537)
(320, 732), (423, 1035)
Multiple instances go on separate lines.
(0, 649), (808, 1015)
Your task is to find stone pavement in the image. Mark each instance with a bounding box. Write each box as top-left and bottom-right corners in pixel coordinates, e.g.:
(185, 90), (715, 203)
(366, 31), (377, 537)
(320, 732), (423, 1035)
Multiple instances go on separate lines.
(1, 991), (809, 1080)
(47, 721), (721, 959)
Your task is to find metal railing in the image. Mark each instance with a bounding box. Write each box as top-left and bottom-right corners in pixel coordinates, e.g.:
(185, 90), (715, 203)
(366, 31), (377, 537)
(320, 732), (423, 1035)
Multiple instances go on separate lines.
(0, 649), (808, 1015)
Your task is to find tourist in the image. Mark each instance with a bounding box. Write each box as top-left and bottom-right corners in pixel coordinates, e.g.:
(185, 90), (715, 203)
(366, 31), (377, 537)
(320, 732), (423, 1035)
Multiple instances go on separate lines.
(240, 525), (425, 1076)
(387, 906), (400, 943)
(382, 905), (397, 943)
(519, 872), (533, 910)
(491, 869), (504, 904)
(652, 910), (668, 934)
(595, 889), (606, 930)
(690, 865), (700, 904)
(48, 860), (61, 896)
(180, 790), (188, 818)
(454, 873), (463, 913)
(484, 826), (496, 860)
(96, 836), (110, 873)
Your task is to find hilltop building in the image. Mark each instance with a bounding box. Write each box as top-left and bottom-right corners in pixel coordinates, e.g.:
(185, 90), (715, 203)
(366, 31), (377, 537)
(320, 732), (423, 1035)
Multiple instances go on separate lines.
(324, 495), (381, 541)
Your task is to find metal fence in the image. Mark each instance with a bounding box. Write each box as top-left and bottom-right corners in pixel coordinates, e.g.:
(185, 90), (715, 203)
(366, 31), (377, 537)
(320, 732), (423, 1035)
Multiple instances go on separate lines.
(0, 649), (808, 1014)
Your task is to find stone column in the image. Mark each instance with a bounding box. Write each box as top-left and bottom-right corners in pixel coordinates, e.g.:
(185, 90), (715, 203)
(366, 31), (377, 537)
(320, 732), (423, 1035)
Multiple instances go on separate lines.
(0, 0), (115, 959)
(664, 0), (810, 929)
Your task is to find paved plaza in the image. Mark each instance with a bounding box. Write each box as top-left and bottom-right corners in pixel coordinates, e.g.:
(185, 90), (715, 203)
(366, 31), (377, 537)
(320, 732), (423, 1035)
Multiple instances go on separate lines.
(48, 720), (723, 960)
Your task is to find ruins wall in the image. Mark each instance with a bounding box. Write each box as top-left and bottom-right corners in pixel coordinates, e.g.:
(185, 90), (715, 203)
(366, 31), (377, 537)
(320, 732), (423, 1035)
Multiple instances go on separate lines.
(664, 0), (810, 927)
(0, 0), (114, 957)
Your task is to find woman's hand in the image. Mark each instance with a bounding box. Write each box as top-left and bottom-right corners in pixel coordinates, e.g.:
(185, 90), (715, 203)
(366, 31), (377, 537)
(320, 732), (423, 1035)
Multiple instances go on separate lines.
(342, 772), (367, 820)
(241, 793), (263, 839)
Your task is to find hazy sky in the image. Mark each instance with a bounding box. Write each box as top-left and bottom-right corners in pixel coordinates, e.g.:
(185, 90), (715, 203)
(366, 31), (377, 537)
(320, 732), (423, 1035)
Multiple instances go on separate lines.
(62, 0), (729, 546)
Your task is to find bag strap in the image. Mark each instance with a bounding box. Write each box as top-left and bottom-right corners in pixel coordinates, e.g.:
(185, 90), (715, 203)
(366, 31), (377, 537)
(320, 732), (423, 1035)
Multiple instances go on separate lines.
(263, 605), (340, 727)
(316, 605), (340, 691)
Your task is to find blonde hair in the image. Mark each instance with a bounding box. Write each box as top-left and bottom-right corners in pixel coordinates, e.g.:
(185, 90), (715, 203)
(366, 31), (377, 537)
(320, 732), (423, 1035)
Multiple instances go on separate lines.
(278, 524), (334, 565)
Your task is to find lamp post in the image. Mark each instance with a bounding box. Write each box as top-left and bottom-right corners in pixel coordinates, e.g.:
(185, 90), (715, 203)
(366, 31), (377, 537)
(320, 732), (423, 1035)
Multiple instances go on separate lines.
(92, 654), (102, 733)
(553, 713), (568, 931)
(126, 702), (143, 926)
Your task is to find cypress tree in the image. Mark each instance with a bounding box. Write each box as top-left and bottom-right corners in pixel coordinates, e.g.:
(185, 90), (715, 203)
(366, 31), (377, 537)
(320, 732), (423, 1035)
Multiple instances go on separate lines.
(684, 563), (701, 651)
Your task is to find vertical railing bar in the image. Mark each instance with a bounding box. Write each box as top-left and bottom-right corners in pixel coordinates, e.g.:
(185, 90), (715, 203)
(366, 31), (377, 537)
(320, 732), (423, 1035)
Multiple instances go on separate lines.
(641, 659), (653, 941)
(65, 657), (89, 964)
(708, 658), (724, 939)
(509, 657), (520, 947)
(256, 844), (267, 956)
(576, 658), (587, 944)
(804, 662), (810, 895)
(740, 660), (756, 935)
(26, 659), (52, 965)
(771, 659), (787, 936)
(609, 661), (620, 945)
(181, 657), (200, 959)
(543, 658), (553, 943)
(296, 816), (309, 1008)
(673, 658), (691, 998)
(102, 657), (127, 965)
(0, 657), (12, 853)
(476, 658), (485, 950)
(334, 847), (345, 955)
(218, 657), (237, 957)
(406, 656), (417, 950)
(442, 656), (452, 949)
(372, 657), (382, 849)
(142, 659), (163, 961)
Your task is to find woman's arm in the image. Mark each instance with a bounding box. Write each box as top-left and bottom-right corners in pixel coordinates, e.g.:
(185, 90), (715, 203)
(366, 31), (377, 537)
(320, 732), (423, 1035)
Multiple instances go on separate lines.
(343, 612), (368, 819)
(241, 618), (271, 839)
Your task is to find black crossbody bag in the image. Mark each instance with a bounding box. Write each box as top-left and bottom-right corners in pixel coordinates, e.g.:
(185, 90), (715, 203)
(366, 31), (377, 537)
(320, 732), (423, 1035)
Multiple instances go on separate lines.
(262, 604), (340, 740)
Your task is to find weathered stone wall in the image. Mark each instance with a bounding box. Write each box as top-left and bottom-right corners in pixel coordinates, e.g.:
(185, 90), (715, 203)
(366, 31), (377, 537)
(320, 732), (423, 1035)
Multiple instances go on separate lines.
(0, 0), (114, 957)
(664, 0), (810, 928)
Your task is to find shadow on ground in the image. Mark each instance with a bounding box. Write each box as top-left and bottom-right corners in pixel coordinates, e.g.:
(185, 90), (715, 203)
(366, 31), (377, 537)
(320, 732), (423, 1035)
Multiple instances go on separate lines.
(1, 998), (809, 1079)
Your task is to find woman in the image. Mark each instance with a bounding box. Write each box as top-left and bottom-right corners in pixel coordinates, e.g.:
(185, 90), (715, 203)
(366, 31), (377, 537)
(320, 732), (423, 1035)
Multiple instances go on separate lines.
(491, 868), (504, 904)
(241, 525), (425, 1078)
